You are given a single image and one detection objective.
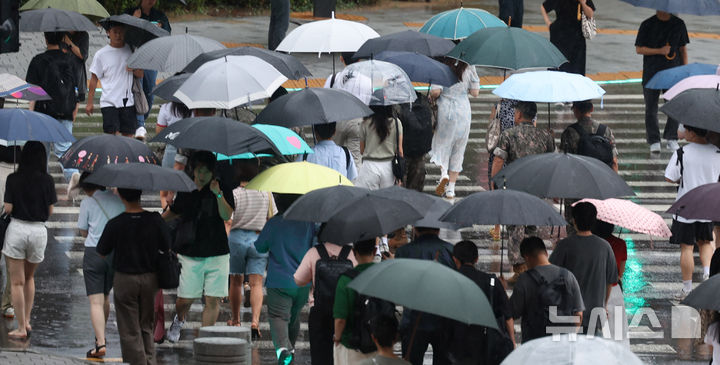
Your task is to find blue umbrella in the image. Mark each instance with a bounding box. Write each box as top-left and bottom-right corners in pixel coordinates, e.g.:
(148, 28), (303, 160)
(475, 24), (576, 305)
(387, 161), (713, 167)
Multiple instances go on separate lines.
(492, 71), (605, 103)
(374, 51), (458, 87)
(215, 152), (273, 161)
(0, 109), (75, 143)
(419, 7), (507, 40)
(645, 63), (720, 90)
(619, 0), (720, 16)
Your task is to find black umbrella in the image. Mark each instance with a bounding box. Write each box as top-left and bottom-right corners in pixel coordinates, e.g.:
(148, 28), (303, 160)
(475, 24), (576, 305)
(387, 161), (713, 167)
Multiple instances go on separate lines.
(682, 274), (720, 311)
(60, 134), (159, 172)
(149, 117), (280, 156)
(182, 47), (312, 79)
(283, 185), (370, 222)
(492, 153), (635, 199)
(667, 182), (720, 221)
(254, 88), (373, 127)
(660, 88), (720, 133)
(352, 30), (455, 60)
(85, 163), (196, 192)
(412, 196), (456, 230)
(99, 14), (169, 48)
(152, 73), (191, 103)
(371, 186), (437, 214)
(319, 194), (424, 244)
(19, 8), (97, 32)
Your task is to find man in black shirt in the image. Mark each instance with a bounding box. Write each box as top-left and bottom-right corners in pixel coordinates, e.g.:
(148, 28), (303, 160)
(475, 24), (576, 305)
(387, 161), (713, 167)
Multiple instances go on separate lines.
(499, 0), (523, 28)
(635, 10), (689, 153)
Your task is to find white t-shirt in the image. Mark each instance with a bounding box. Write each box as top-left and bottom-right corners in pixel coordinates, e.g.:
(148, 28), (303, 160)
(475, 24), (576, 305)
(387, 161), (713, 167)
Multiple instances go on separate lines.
(705, 322), (720, 365)
(89, 44), (134, 108)
(664, 142), (720, 223)
(77, 190), (125, 247)
(156, 103), (183, 127)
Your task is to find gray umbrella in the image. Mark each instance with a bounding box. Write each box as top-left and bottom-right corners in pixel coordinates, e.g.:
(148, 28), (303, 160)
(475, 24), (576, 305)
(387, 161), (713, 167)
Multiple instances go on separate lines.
(182, 47), (312, 79)
(682, 274), (720, 311)
(492, 153), (635, 199)
(283, 185), (371, 222)
(127, 34), (226, 73)
(85, 163), (196, 192)
(352, 30), (455, 60)
(99, 14), (169, 48)
(254, 88), (373, 127)
(151, 73), (191, 103)
(371, 186), (437, 214)
(19, 8), (97, 32)
(660, 88), (720, 133)
(412, 196), (457, 230)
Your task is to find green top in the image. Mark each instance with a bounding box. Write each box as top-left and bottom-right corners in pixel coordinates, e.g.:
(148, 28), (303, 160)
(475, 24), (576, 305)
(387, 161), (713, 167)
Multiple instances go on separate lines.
(333, 262), (374, 348)
(360, 118), (403, 160)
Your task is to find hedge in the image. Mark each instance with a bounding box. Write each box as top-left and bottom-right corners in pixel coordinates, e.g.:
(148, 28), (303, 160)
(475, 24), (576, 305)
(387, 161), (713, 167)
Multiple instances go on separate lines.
(94, 0), (378, 15)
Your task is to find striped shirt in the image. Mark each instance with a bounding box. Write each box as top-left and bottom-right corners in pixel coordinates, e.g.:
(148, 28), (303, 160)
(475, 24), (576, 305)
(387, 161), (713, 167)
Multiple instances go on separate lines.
(231, 187), (276, 232)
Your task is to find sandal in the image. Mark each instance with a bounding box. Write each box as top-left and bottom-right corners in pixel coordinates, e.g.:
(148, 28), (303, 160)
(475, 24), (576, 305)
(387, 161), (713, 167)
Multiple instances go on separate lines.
(435, 176), (449, 197)
(226, 319), (242, 327)
(8, 329), (28, 340)
(87, 343), (106, 358)
(489, 228), (501, 242)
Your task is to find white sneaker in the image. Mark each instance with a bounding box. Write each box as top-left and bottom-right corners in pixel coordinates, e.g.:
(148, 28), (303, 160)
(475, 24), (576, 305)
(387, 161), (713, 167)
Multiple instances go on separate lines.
(703, 273), (710, 281)
(666, 140), (680, 151)
(649, 143), (661, 153)
(674, 288), (691, 300)
(444, 187), (455, 199)
(166, 315), (184, 343)
(66, 171), (81, 201)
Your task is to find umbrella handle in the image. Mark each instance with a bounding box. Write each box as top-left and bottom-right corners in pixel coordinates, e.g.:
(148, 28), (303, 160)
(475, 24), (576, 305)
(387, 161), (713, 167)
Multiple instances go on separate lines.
(665, 43), (676, 61)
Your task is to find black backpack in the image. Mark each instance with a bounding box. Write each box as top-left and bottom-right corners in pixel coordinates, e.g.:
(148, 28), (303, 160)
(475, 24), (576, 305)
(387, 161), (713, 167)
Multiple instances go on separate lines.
(525, 268), (576, 340)
(342, 269), (397, 353)
(397, 91), (434, 158)
(34, 54), (77, 120)
(570, 123), (614, 167)
(313, 244), (353, 313)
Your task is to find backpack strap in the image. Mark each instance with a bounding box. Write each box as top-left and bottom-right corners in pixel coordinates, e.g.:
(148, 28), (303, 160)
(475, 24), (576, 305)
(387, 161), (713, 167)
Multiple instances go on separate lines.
(338, 245), (352, 260)
(595, 123), (607, 137)
(342, 268), (360, 280)
(341, 146), (351, 170)
(316, 243), (330, 260)
(330, 72), (337, 88)
(526, 268), (546, 286)
(676, 146), (684, 188)
(569, 122), (586, 137)
(302, 153), (308, 162)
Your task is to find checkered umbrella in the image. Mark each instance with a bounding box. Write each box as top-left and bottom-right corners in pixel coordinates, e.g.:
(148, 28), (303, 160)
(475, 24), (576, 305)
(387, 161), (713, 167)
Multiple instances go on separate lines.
(127, 34), (226, 73)
(575, 198), (672, 238)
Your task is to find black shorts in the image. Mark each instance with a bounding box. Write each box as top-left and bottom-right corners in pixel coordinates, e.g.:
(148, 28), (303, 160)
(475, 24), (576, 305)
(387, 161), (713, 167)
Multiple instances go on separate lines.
(669, 220), (714, 245)
(101, 106), (136, 135)
(83, 247), (114, 296)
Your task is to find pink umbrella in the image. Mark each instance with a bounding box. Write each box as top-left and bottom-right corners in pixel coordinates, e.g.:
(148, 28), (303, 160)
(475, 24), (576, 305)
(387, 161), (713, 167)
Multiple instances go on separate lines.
(662, 74), (720, 100)
(573, 198), (671, 238)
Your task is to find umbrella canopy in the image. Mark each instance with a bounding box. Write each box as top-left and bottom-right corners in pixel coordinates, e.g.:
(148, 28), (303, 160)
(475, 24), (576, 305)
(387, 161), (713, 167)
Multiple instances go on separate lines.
(0, 74), (50, 101)
(500, 334), (644, 365)
(412, 196), (456, 230)
(276, 14), (380, 54)
(0, 109), (75, 143)
(328, 69), (373, 105)
(85, 163), (196, 192)
(251, 124), (313, 155)
(126, 34), (226, 73)
(284, 185), (370, 222)
(182, 47), (311, 79)
(319, 194), (423, 243)
(662, 75), (720, 100)
(448, 27), (567, 70)
(352, 30), (455, 59)
(667, 182), (720, 222)
(440, 189), (566, 227)
(215, 152), (273, 161)
(19, 8), (97, 32)
(99, 14), (170, 48)
(60, 134), (159, 172)
(245, 161), (353, 194)
(419, 7), (507, 41)
(682, 274), (720, 311)
(374, 51), (457, 87)
(255, 88), (373, 127)
(151, 73), (191, 103)
(660, 88), (720, 133)
(339, 60), (416, 105)
(150, 117), (280, 156)
(174, 55), (287, 109)
(619, 0), (720, 16)
(574, 198), (671, 238)
(347, 259), (497, 327)
(20, 0), (109, 20)
(371, 186), (437, 214)
(492, 153), (635, 199)
(646, 63), (720, 90)
(492, 71), (605, 102)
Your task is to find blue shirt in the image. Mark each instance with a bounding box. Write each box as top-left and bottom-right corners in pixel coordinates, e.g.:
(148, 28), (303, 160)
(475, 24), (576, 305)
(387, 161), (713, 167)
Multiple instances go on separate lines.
(297, 140), (357, 180)
(78, 190), (125, 247)
(255, 216), (316, 289)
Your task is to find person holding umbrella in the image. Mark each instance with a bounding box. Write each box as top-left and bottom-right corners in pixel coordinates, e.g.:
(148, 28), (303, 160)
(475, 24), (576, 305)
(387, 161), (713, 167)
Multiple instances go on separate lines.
(540, 0), (596, 76)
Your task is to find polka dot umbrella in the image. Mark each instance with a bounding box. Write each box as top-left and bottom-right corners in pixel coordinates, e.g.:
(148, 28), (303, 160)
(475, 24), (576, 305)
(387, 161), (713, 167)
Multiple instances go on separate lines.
(60, 134), (159, 172)
(573, 198), (672, 238)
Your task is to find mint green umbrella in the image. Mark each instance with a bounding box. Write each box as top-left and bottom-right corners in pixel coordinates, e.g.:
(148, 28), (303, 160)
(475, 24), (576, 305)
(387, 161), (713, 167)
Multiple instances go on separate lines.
(20, 0), (110, 20)
(215, 152), (273, 161)
(216, 124), (312, 160)
(419, 7), (506, 41)
(347, 258), (497, 327)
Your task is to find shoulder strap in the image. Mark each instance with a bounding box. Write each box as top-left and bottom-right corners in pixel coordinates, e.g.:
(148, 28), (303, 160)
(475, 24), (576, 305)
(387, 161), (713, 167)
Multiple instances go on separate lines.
(342, 267), (360, 280)
(569, 123), (586, 136)
(342, 146), (351, 170)
(266, 192), (274, 220)
(394, 118), (400, 154)
(339, 244), (352, 260)
(91, 196), (110, 220)
(302, 153), (308, 161)
(676, 146), (684, 188)
(526, 268), (546, 286)
(316, 243), (330, 260)
(595, 123), (607, 137)
(330, 72), (337, 88)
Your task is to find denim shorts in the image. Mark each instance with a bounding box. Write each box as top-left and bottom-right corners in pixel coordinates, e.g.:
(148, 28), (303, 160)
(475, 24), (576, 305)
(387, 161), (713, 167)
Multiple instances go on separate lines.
(228, 229), (268, 276)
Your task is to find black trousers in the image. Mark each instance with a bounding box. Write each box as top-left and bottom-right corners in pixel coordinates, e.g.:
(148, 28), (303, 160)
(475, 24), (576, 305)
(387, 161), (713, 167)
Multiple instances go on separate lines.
(643, 87), (679, 144)
(401, 328), (450, 365)
(309, 306), (334, 365)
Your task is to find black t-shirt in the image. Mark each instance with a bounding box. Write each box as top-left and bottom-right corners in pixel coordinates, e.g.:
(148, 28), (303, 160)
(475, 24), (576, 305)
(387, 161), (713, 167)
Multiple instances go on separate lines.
(170, 184), (234, 257)
(96, 211), (171, 274)
(4, 172), (57, 222)
(543, 0), (595, 27)
(25, 49), (78, 119)
(635, 15), (690, 85)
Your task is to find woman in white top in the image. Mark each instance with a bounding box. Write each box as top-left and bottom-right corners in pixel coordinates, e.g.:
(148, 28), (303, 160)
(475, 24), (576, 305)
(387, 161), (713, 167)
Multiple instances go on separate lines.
(156, 101), (190, 209)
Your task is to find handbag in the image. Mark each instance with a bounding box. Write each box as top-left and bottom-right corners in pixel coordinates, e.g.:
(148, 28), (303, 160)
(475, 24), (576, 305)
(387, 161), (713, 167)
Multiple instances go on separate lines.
(156, 248), (181, 289)
(486, 103), (502, 152)
(579, 4), (597, 40)
(391, 118), (405, 182)
(132, 76), (149, 115)
(0, 212), (10, 251)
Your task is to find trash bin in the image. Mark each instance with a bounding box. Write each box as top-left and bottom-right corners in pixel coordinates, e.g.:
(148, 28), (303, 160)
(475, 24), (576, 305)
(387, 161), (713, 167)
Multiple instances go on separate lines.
(313, 0), (336, 18)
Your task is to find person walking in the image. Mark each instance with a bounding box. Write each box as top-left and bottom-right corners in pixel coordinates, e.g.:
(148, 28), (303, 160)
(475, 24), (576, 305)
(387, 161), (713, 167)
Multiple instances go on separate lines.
(299, 122), (358, 180)
(491, 101), (555, 283)
(164, 151), (235, 342)
(77, 173), (125, 357)
(430, 58), (480, 199)
(541, 0), (596, 75)
(488, 98), (518, 240)
(356, 106), (403, 190)
(0, 146), (19, 320)
(2, 142), (57, 340)
(635, 10), (689, 153)
(156, 100), (191, 210)
(255, 194), (316, 365)
(268, 0), (290, 50)
(499, 0), (524, 27)
(664, 126), (720, 298)
(96, 188), (171, 365)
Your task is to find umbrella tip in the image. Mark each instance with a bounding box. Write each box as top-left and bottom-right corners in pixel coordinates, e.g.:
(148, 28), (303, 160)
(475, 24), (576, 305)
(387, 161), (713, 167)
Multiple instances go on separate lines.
(331, 11), (335, 19)
(185, 27), (188, 34)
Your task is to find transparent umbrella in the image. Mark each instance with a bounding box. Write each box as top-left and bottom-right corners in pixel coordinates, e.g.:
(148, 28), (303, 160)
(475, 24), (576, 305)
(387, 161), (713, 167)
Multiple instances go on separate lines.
(338, 60), (416, 105)
(501, 334), (643, 365)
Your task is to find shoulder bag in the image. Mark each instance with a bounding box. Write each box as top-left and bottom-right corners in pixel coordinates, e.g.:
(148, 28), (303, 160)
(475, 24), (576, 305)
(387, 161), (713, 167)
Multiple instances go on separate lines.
(0, 211), (10, 251)
(156, 247), (181, 289)
(391, 118), (405, 183)
(486, 102), (502, 152)
(132, 76), (149, 115)
(579, 4), (597, 40)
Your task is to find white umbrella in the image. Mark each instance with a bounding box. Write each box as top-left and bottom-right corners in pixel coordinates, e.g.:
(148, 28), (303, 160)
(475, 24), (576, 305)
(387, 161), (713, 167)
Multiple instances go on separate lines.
(501, 335), (643, 365)
(276, 12), (380, 55)
(174, 55), (287, 110)
(126, 34), (226, 73)
(492, 71), (605, 103)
